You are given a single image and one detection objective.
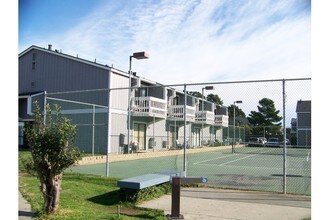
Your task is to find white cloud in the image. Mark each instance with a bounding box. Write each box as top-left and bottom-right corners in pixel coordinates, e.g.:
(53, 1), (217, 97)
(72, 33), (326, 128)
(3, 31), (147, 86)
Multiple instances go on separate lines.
(23, 0), (310, 85)
(19, 0), (311, 125)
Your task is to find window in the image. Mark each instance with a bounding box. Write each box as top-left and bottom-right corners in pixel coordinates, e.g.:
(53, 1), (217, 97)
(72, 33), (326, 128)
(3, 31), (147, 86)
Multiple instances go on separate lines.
(18, 122), (24, 145)
(32, 62), (36, 70)
(135, 88), (147, 97)
(172, 96), (179, 105)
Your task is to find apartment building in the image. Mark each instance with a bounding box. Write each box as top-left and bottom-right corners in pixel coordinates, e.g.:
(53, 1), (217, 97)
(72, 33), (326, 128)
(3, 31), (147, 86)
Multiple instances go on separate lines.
(19, 45), (229, 154)
(295, 100), (311, 147)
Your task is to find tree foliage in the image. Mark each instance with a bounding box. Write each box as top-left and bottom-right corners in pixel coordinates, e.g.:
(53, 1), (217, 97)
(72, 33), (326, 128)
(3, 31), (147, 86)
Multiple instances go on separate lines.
(187, 91), (203, 98)
(206, 94), (223, 105)
(187, 91), (223, 105)
(247, 98), (283, 136)
(24, 102), (81, 214)
(228, 104), (246, 120)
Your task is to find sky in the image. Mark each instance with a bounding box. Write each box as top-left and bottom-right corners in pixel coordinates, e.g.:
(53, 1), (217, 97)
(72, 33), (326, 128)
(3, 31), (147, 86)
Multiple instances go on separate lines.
(19, 0), (311, 84)
(17, 0), (312, 126)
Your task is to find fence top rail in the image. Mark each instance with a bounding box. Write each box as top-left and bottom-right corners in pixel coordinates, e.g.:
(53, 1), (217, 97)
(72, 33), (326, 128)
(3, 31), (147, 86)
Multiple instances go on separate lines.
(47, 97), (108, 108)
(46, 77), (311, 96)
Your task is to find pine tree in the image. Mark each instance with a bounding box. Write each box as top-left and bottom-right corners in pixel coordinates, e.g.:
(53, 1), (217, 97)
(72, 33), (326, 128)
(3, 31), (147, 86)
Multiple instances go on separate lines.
(247, 98), (283, 136)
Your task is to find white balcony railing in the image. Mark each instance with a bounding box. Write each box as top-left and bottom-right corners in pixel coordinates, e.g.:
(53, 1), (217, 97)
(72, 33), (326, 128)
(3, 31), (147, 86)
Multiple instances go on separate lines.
(195, 111), (215, 125)
(167, 105), (196, 121)
(131, 96), (167, 118)
(214, 115), (229, 127)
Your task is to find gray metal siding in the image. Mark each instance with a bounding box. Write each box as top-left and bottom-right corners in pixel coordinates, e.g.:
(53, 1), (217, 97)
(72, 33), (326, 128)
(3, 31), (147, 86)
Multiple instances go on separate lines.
(297, 113), (311, 128)
(146, 119), (167, 150)
(148, 87), (165, 99)
(110, 73), (129, 110)
(110, 113), (128, 153)
(19, 49), (109, 94)
(297, 130), (311, 146)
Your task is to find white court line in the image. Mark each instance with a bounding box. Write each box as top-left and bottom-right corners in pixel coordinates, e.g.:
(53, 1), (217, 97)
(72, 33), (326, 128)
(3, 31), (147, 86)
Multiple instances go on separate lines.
(195, 163), (309, 171)
(193, 148), (275, 166)
(193, 153), (239, 165)
(216, 154), (256, 167)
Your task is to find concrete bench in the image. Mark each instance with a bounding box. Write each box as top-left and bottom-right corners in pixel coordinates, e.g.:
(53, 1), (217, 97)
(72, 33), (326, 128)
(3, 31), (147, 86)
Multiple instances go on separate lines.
(117, 170), (183, 190)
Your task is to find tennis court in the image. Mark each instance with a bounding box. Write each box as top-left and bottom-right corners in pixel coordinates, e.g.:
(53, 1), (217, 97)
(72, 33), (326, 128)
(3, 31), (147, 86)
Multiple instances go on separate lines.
(67, 146), (311, 195)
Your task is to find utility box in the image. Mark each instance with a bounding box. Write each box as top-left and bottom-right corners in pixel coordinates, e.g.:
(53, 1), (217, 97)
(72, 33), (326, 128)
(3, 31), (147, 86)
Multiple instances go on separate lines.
(119, 133), (125, 147)
(148, 138), (156, 149)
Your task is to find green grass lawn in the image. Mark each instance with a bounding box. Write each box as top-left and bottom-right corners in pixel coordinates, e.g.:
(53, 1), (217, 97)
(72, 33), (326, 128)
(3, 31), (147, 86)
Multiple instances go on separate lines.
(19, 151), (166, 220)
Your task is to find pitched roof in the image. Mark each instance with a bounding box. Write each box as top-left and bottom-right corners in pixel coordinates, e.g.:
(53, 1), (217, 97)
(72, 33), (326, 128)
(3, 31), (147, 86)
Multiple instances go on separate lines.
(19, 45), (113, 71)
(296, 100), (311, 113)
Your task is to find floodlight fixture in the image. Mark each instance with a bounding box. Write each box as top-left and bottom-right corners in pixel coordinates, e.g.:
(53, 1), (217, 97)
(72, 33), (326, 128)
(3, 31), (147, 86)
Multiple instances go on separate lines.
(131, 51), (149, 60)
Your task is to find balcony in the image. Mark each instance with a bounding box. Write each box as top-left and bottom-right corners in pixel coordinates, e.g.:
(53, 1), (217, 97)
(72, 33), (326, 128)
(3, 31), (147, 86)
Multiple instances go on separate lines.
(215, 115), (229, 127)
(131, 96), (167, 119)
(195, 110), (215, 125)
(167, 105), (196, 122)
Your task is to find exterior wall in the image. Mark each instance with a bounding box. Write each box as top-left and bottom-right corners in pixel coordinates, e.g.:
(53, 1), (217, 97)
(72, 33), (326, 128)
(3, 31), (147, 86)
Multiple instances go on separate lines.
(297, 112), (311, 147)
(296, 100), (311, 147)
(297, 130), (311, 147)
(19, 47), (112, 153)
(148, 86), (166, 99)
(110, 73), (129, 110)
(145, 119), (167, 151)
(297, 113), (311, 128)
(110, 113), (128, 153)
(19, 48), (110, 94)
(19, 93), (45, 119)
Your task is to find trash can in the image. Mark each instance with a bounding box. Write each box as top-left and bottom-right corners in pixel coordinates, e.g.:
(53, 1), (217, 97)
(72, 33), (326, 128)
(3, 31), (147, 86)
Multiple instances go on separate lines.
(123, 144), (129, 154)
(119, 133), (125, 147)
(148, 138), (155, 149)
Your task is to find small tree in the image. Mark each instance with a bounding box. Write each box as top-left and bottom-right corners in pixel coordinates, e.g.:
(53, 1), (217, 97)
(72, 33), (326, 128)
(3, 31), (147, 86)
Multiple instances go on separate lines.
(24, 102), (81, 214)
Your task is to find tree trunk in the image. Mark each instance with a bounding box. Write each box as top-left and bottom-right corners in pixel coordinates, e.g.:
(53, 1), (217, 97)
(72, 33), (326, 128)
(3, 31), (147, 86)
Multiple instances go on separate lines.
(40, 173), (62, 214)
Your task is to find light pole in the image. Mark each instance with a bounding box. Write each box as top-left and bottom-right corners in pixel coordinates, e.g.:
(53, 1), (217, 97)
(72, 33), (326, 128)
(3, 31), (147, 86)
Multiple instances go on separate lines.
(232, 100), (242, 153)
(128, 51), (149, 152)
(201, 86), (214, 146)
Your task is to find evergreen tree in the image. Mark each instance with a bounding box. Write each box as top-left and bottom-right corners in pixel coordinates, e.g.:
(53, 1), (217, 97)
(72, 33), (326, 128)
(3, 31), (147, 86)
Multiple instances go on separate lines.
(247, 98), (283, 136)
(207, 93), (223, 105)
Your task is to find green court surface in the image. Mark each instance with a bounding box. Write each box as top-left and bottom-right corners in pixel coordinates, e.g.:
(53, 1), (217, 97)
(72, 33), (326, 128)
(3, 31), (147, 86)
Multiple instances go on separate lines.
(67, 146), (311, 195)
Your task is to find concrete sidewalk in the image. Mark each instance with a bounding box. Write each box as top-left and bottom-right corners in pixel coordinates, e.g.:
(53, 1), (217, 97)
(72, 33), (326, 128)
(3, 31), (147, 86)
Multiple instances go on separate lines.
(138, 188), (311, 220)
(19, 192), (35, 219)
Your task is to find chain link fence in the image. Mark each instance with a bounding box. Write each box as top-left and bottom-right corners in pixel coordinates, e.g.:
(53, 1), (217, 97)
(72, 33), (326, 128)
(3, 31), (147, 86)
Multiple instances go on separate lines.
(45, 78), (310, 195)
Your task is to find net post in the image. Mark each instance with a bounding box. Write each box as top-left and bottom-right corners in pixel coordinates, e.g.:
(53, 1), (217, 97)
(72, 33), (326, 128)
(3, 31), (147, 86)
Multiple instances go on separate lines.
(183, 84), (187, 176)
(282, 79), (287, 194)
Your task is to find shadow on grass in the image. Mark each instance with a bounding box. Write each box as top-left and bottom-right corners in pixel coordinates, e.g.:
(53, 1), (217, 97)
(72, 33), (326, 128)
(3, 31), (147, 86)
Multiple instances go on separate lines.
(87, 190), (164, 219)
(87, 190), (121, 206)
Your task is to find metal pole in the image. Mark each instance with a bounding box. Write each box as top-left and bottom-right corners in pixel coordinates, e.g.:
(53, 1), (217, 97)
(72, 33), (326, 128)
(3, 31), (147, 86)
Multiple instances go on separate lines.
(153, 114), (155, 152)
(233, 103), (236, 153)
(202, 88), (204, 146)
(127, 56), (132, 153)
(282, 79), (287, 194)
(106, 91), (110, 177)
(92, 105), (95, 155)
(43, 91), (47, 124)
(106, 69), (112, 177)
(183, 84), (187, 176)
